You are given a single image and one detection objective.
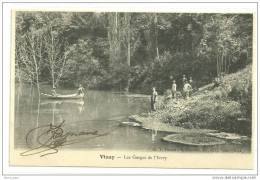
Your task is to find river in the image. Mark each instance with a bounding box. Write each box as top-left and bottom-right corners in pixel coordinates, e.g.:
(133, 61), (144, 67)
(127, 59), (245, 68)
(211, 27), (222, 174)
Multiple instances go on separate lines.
(14, 84), (251, 153)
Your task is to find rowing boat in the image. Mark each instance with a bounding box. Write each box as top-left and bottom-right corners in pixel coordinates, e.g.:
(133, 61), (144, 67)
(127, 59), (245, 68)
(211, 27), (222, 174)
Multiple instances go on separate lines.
(41, 92), (84, 99)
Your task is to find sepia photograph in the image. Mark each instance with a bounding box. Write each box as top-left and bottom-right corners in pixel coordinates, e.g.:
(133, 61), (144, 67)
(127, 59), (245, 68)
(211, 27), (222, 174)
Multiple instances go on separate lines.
(5, 2), (257, 172)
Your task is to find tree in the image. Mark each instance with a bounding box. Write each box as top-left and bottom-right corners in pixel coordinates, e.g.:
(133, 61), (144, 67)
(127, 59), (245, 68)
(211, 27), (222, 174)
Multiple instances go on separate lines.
(61, 39), (101, 88)
(15, 12), (71, 91)
(16, 27), (44, 95)
(107, 12), (121, 65)
(121, 13), (131, 91)
(43, 27), (69, 88)
(197, 14), (251, 77)
(15, 12), (253, 93)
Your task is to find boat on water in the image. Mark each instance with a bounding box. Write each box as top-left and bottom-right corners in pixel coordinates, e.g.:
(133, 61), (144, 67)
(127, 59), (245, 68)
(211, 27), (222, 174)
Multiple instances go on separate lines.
(41, 92), (84, 99)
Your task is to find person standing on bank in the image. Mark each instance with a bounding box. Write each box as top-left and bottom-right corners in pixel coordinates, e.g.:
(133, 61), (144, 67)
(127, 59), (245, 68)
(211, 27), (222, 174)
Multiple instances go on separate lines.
(183, 81), (192, 99)
(189, 76), (193, 85)
(182, 74), (187, 86)
(171, 80), (177, 99)
(189, 76), (194, 94)
(151, 87), (158, 111)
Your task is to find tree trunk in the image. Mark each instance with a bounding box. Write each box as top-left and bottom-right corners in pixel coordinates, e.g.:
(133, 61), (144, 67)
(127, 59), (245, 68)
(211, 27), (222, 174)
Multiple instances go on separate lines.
(33, 55), (40, 98)
(127, 30), (131, 66)
(154, 13), (159, 59)
(30, 37), (41, 97)
(108, 12), (121, 65)
(126, 13), (131, 92)
(228, 55), (230, 73)
(217, 54), (219, 76)
(51, 32), (55, 88)
(220, 50), (224, 75)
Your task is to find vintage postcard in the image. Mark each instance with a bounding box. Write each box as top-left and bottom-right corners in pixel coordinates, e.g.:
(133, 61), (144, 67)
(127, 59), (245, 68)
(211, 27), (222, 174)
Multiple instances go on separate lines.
(8, 2), (257, 170)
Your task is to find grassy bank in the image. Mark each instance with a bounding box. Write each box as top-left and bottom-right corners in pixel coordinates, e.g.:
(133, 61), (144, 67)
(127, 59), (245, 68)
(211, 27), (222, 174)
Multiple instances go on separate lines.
(131, 65), (252, 136)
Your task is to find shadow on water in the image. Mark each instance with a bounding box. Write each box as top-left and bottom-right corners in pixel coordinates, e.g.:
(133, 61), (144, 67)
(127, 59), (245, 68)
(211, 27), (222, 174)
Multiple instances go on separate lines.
(14, 84), (251, 153)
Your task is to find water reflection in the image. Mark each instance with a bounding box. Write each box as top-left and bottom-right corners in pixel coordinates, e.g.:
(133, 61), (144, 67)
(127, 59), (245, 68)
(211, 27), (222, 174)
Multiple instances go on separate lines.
(40, 99), (85, 124)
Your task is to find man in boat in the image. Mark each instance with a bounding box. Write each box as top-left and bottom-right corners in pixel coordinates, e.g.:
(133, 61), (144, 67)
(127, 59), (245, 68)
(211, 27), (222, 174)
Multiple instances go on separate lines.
(151, 87), (158, 111)
(51, 87), (57, 97)
(77, 84), (85, 96)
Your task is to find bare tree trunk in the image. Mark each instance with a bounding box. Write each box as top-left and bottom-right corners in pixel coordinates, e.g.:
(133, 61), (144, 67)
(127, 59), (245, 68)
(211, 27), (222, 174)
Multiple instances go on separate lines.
(32, 52), (40, 97)
(217, 53), (219, 76)
(228, 55), (230, 73)
(51, 31), (55, 88)
(154, 13), (159, 59)
(108, 12), (121, 65)
(30, 37), (41, 97)
(25, 33), (42, 98)
(125, 13), (131, 67)
(224, 55), (227, 73)
(115, 12), (118, 34)
(55, 52), (68, 88)
(126, 13), (131, 92)
(127, 28), (131, 66)
(221, 50), (224, 75)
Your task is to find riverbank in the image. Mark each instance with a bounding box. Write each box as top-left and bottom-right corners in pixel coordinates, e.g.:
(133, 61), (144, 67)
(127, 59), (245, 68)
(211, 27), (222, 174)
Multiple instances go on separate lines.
(129, 65), (252, 136)
(129, 114), (216, 134)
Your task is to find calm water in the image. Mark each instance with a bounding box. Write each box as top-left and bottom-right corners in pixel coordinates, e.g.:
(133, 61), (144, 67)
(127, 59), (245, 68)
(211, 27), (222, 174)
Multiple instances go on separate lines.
(14, 84), (251, 152)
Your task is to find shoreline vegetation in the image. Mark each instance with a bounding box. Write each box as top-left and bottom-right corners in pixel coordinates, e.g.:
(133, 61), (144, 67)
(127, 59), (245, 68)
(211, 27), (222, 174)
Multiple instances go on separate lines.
(128, 65), (252, 146)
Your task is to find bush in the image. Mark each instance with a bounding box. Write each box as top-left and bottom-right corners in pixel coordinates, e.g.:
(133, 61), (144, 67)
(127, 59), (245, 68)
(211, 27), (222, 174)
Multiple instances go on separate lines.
(228, 83), (244, 101)
(241, 82), (252, 118)
(228, 79), (252, 118)
(161, 98), (242, 133)
(182, 122), (194, 129)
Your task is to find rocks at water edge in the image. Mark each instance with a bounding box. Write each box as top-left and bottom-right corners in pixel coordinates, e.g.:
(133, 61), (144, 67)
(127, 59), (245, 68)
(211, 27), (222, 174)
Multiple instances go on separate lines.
(162, 133), (226, 146)
(120, 121), (142, 127)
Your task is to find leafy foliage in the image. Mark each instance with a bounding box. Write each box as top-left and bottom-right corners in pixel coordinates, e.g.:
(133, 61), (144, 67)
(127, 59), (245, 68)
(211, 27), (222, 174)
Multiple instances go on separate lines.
(15, 12), (253, 93)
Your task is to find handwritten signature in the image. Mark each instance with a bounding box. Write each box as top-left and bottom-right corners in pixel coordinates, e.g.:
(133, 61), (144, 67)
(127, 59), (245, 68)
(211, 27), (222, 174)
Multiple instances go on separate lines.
(20, 120), (112, 157)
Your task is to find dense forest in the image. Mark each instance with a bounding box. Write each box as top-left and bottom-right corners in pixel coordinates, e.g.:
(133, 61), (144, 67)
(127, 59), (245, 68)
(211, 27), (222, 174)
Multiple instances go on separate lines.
(15, 12), (253, 94)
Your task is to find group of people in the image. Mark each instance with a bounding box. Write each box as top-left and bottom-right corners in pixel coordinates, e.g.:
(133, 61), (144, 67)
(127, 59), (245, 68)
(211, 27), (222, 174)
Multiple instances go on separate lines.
(212, 73), (224, 89)
(172, 74), (193, 100)
(151, 74), (193, 111)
